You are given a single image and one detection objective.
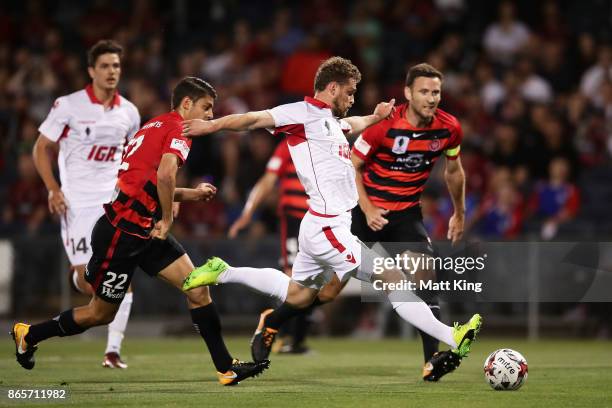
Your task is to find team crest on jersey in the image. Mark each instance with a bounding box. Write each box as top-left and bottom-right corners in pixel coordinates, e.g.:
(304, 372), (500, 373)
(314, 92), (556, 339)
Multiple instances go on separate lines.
(391, 136), (410, 154)
(429, 139), (441, 151)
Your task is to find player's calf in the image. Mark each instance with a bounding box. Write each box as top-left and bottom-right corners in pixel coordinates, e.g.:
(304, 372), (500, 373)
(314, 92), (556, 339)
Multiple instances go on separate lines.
(73, 297), (120, 327)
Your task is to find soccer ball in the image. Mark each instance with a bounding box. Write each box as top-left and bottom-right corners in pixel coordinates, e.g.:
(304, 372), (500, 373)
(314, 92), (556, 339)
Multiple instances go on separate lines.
(483, 348), (528, 390)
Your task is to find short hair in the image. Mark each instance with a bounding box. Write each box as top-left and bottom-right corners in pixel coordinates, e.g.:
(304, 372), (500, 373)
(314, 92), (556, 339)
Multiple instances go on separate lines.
(313, 57), (362, 92)
(171, 77), (217, 109)
(405, 63), (444, 87)
(87, 39), (123, 67)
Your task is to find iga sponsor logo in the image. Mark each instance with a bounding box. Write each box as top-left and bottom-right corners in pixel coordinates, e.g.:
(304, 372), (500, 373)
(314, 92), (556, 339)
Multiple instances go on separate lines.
(170, 138), (190, 159)
(87, 145), (120, 161)
(336, 143), (351, 160)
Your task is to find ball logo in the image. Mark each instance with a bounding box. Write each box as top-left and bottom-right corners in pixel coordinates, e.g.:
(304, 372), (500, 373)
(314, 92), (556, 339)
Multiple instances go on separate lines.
(392, 136), (410, 154)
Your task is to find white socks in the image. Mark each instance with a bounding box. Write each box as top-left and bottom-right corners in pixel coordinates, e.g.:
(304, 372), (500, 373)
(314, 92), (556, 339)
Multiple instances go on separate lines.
(219, 266), (290, 302)
(391, 299), (457, 348)
(105, 292), (133, 355)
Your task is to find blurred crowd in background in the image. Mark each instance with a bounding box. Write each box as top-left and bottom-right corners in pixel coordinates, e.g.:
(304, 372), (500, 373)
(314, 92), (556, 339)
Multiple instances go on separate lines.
(1, 0), (611, 242)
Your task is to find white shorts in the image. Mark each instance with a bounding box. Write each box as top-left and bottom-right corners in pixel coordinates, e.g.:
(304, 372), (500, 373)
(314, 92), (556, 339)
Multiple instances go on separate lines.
(60, 205), (105, 266)
(292, 210), (364, 289)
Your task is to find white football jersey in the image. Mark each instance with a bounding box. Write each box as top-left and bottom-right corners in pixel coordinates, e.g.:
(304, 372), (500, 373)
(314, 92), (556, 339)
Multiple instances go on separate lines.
(39, 85), (140, 208)
(268, 97), (357, 215)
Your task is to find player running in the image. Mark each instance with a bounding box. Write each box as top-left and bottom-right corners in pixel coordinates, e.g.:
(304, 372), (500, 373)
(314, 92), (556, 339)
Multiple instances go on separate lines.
(32, 40), (139, 368)
(182, 57), (482, 367)
(351, 63), (466, 381)
(12, 77), (269, 386)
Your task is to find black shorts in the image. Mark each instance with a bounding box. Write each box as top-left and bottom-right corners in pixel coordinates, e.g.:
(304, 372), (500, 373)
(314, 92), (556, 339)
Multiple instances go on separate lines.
(351, 205), (434, 256)
(279, 214), (301, 270)
(85, 215), (186, 303)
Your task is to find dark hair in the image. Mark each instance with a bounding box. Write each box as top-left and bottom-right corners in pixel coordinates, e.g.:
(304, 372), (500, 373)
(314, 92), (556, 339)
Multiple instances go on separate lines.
(87, 40), (123, 67)
(171, 77), (217, 109)
(313, 57), (362, 92)
(405, 63), (444, 87)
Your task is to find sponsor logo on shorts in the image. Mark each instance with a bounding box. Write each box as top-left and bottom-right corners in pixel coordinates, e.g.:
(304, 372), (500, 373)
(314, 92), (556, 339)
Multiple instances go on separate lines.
(346, 253), (356, 264)
(101, 285), (125, 299)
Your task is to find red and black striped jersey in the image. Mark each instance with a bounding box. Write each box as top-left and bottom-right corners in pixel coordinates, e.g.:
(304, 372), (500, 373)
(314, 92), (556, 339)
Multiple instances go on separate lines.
(352, 103), (463, 211)
(104, 111), (191, 238)
(266, 141), (308, 219)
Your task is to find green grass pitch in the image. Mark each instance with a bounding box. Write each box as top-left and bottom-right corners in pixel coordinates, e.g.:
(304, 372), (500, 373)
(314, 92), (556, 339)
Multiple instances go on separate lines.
(1, 337), (611, 407)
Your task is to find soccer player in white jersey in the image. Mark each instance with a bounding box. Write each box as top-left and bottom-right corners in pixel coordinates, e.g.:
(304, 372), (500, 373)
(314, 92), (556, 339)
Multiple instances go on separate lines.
(182, 57), (482, 365)
(32, 40), (140, 369)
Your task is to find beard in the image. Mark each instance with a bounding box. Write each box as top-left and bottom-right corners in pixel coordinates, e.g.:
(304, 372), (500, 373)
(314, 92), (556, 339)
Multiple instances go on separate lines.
(331, 96), (350, 117)
(414, 104), (436, 125)
(332, 107), (347, 117)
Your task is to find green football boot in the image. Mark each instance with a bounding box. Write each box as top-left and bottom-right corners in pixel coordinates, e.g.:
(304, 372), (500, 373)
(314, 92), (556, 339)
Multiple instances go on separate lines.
(182, 257), (229, 290)
(451, 313), (482, 358)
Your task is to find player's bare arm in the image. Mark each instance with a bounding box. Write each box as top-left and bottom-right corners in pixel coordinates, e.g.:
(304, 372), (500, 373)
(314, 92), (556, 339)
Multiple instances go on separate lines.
(174, 183), (217, 202)
(228, 172), (278, 238)
(344, 99), (395, 136)
(182, 110), (275, 137)
(352, 154), (389, 231)
(152, 153), (179, 240)
(32, 133), (68, 215)
(445, 156), (466, 244)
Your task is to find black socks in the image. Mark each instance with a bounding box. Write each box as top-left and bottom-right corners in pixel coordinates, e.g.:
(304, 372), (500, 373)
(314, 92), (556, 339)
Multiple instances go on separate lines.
(190, 303), (233, 373)
(265, 303), (305, 330)
(25, 309), (86, 345)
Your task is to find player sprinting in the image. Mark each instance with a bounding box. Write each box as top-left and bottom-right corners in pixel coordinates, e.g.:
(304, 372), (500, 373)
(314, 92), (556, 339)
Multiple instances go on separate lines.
(12, 77), (269, 386)
(351, 63), (467, 381)
(181, 57), (482, 366)
(228, 141), (316, 354)
(32, 40), (139, 368)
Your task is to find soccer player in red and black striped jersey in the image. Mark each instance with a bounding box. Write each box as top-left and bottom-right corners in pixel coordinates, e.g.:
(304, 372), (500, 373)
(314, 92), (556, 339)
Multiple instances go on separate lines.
(228, 141), (315, 353)
(11, 77), (269, 385)
(351, 63), (466, 381)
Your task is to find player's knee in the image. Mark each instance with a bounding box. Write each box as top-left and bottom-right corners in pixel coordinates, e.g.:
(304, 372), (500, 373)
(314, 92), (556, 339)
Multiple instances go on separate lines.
(184, 286), (212, 308)
(80, 307), (115, 327)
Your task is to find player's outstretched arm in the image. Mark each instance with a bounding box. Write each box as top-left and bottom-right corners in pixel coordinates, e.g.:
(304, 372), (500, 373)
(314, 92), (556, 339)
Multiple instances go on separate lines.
(228, 172), (278, 238)
(174, 183), (217, 202)
(444, 157), (466, 244)
(344, 99), (395, 136)
(182, 111), (276, 137)
(32, 134), (68, 215)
